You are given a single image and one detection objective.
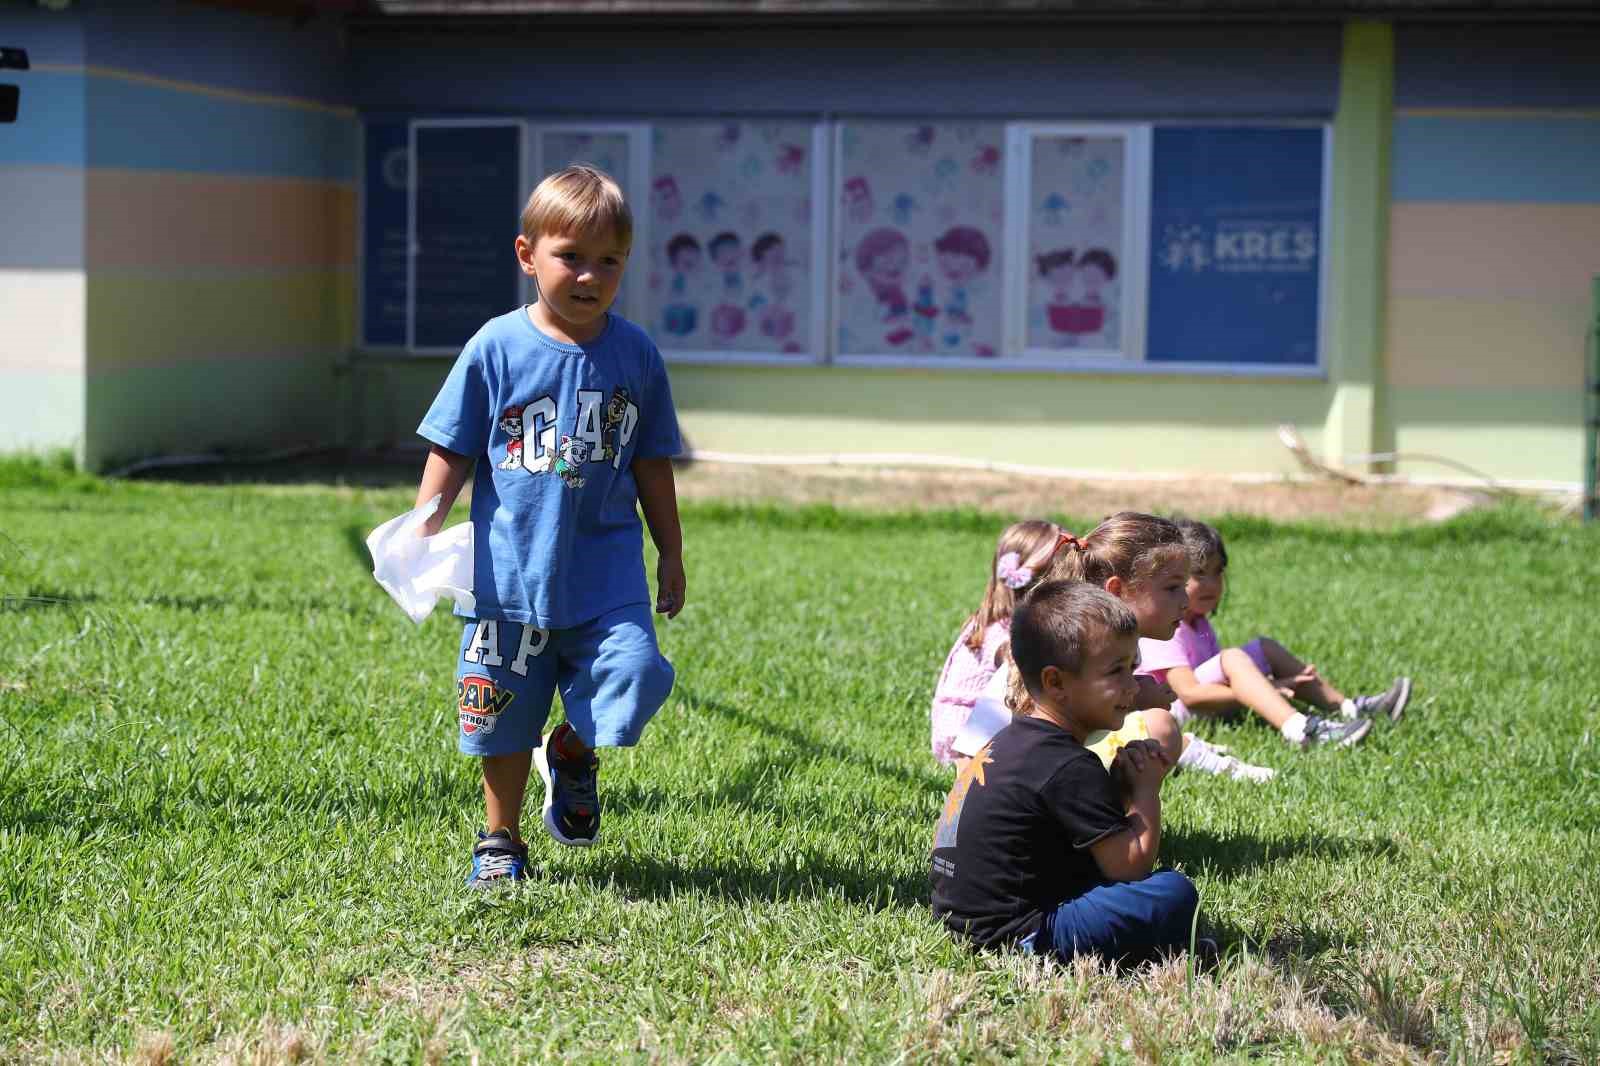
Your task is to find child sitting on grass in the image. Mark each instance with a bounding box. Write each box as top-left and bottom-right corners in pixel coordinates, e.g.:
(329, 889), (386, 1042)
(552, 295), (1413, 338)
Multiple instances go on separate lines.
(931, 581), (1203, 965)
(959, 513), (1274, 781)
(1136, 518), (1410, 749)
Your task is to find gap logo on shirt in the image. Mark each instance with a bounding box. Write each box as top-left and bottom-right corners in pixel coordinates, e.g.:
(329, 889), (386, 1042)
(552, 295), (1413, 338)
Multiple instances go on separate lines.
(495, 386), (639, 488)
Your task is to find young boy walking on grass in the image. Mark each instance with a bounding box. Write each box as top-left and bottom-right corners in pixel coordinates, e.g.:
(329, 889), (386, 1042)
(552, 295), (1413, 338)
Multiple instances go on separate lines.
(931, 581), (1203, 965)
(414, 165), (686, 887)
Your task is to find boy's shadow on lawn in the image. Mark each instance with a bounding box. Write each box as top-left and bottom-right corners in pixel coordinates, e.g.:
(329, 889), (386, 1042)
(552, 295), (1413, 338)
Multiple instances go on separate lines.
(1163, 824), (1398, 884)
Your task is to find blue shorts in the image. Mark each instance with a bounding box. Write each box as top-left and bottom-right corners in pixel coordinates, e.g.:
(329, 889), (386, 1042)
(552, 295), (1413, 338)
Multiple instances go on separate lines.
(453, 601), (674, 756)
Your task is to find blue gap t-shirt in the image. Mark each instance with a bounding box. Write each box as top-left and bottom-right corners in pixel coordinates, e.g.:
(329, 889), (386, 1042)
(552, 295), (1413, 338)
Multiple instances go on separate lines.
(418, 308), (683, 629)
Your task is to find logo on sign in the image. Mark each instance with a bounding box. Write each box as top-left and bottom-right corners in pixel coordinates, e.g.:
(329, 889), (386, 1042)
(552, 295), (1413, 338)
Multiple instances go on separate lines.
(1159, 222), (1317, 275)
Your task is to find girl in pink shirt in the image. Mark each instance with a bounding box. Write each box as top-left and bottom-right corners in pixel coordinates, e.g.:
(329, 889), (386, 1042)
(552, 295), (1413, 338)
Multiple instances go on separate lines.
(1138, 519), (1411, 749)
(930, 520), (1067, 764)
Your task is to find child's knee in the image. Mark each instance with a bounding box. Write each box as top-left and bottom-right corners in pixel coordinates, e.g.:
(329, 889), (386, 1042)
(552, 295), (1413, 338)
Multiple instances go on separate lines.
(1141, 709), (1184, 766)
(1221, 646), (1262, 678)
(1150, 869), (1199, 926)
(638, 654), (675, 709)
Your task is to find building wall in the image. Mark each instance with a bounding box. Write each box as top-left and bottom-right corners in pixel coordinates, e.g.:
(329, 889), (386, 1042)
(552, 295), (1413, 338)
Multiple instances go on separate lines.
(348, 20), (1344, 478)
(76, 2), (357, 471)
(1384, 25), (1600, 487)
(0, 9), (86, 458)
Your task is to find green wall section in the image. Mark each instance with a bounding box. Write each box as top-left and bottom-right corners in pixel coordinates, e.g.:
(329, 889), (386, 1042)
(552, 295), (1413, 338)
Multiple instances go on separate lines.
(1387, 386), (1584, 486)
(84, 356), (338, 471)
(351, 358), (1337, 475)
(1324, 21), (1394, 471)
(0, 370), (84, 459)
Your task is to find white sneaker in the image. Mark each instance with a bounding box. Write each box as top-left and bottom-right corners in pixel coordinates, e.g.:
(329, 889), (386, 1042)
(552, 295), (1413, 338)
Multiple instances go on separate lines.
(1179, 735), (1277, 783)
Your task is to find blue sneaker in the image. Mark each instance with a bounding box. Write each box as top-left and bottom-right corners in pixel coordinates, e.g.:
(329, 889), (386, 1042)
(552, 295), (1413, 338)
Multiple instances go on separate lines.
(534, 723), (601, 847)
(466, 829), (529, 888)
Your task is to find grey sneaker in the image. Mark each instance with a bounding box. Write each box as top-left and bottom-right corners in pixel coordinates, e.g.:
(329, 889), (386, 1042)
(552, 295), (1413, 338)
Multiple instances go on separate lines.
(1302, 714), (1372, 748)
(1346, 677), (1412, 721)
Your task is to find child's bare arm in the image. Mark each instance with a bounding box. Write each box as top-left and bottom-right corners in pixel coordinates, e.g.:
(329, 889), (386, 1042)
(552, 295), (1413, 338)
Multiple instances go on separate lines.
(415, 445), (474, 536)
(1091, 740), (1168, 880)
(633, 456), (685, 617)
(1164, 665), (1241, 716)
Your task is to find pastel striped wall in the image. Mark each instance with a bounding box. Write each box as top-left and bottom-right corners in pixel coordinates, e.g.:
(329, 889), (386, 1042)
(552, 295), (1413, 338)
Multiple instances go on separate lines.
(81, 3), (356, 471)
(0, 2), (356, 470)
(0, 11), (85, 456)
(1384, 26), (1600, 486)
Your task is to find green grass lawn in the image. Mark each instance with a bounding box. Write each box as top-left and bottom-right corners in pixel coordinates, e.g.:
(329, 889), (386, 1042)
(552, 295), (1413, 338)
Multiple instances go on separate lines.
(2, 457), (1598, 1064)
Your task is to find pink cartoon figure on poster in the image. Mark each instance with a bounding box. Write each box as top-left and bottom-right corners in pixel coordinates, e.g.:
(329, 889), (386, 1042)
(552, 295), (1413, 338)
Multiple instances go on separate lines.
(750, 232), (797, 342)
(663, 233), (702, 337)
(776, 143), (806, 176)
(651, 176), (682, 222)
(912, 275), (939, 351)
(709, 232), (743, 295)
(710, 303), (747, 341)
(1038, 247), (1076, 343)
(1068, 247), (1116, 343)
(842, 176), (874, 224)
(934, 226), (991, 347)
(854, 227), (913, 348)
(971, 144), (1001, 176)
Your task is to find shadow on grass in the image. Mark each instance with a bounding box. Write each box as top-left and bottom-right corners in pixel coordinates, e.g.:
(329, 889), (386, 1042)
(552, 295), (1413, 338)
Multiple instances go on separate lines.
(558, 849), (931, 910)
(0, 589), (101, 611)
(675, 686), (951, 797)
(124, 448), (423, 488)
(1165, 825), (1398, 884)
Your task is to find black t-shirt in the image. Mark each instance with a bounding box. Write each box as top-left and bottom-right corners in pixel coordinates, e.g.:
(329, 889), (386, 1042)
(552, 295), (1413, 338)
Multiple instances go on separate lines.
(930, 715), (1129, 949)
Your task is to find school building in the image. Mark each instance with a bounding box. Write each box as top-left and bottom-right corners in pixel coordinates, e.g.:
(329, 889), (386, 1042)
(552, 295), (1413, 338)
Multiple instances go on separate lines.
(3, 1), (1597, 490)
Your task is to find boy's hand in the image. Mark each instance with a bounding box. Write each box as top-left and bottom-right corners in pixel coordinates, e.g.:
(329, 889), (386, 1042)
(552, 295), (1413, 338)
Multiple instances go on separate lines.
(1110, 739), (1170, 798)
(656, 553), (686, 618)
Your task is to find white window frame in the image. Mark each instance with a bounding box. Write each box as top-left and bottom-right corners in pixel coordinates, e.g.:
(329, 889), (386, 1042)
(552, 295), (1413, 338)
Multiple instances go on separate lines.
(1007, 122), (1152, 369)
(647, 121), (832, 367)
(406, 117), (527, 355)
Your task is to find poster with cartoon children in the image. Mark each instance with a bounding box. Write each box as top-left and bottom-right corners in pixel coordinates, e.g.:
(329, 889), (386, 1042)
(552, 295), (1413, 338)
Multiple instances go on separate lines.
(646, 122), (813, 354)
(836, 122), (1003, 357)
(1027, 134), (1128, 353)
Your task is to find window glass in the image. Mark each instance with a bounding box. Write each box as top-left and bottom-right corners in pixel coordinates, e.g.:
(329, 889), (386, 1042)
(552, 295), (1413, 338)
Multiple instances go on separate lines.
(646, 122), (815, 354)
(836, 122), (1005, 358)
(1026, 134), (1128, 355)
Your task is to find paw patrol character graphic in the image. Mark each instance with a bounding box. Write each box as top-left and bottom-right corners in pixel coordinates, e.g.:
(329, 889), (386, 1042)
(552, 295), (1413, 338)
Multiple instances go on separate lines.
(498, 406), (524, 470)
(600, 387), (632, 461)
(551, 435), (590, 489)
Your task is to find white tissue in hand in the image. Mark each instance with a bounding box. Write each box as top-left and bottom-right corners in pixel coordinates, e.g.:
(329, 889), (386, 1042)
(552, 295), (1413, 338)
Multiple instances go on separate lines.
(952, 695), (1012, 756)
(366, 494), (475, 624)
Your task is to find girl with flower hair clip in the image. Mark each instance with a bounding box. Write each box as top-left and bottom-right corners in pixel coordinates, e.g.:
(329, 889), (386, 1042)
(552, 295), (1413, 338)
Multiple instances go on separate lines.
(929, 520), (1067, 766)
(931, 518), (1195, 778)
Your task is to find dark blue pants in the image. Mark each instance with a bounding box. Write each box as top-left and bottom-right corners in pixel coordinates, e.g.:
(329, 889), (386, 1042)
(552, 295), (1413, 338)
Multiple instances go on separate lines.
(1028, 869), (1199, 965)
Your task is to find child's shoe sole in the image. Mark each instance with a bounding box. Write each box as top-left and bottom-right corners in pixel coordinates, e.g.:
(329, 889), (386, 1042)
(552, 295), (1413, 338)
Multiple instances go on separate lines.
(534, 741), (599, 848)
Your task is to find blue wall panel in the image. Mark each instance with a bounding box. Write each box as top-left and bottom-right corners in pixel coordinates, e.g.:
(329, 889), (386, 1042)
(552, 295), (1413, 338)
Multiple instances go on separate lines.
(1393, 116), (1600, 203)
(84, 76), (356, 180)
(0, 71), (84, 167)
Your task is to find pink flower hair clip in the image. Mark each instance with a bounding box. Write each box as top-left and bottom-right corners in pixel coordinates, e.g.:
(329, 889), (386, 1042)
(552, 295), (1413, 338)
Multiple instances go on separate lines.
(995, 552), (1033, 590)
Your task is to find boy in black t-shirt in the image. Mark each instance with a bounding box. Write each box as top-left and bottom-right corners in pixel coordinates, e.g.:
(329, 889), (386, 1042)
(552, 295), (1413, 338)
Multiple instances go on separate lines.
(931, 581), (1200, 964)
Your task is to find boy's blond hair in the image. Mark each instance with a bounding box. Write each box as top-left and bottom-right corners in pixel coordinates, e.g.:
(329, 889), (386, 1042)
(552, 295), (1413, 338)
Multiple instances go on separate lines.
(521, 164), (633, 250)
